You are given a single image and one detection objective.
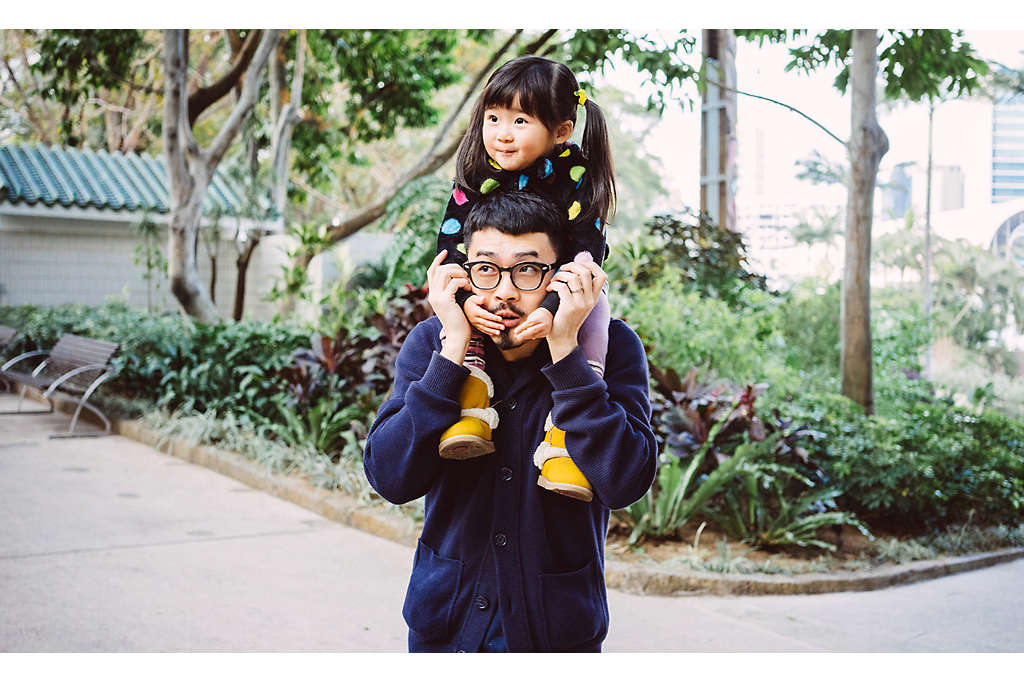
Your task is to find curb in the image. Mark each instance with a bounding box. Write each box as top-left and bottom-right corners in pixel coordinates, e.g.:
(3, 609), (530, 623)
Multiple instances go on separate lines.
(31, 391), (1022, 597)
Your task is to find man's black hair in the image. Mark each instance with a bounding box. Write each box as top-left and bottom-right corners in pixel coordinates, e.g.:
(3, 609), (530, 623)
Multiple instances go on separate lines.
(463, 190), (569, 262)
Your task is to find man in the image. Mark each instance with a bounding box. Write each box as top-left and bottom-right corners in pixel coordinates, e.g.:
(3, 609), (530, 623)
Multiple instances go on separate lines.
(363, 191), (657, 653)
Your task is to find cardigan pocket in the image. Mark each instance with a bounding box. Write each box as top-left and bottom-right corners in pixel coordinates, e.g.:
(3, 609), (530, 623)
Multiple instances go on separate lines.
(537, 557), (608, 652)
(402, 539), (463, 643)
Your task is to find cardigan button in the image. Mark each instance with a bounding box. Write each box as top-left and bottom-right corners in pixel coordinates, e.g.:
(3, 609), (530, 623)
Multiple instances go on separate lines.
(475, 595), (490, 610)
(508, 401), (517, 411)
(499, 466), (513, 482)
(493, 532), (508, 548)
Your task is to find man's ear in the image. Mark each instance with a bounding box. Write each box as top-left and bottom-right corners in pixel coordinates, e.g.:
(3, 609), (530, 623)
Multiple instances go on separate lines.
(553, 120), (574, 144)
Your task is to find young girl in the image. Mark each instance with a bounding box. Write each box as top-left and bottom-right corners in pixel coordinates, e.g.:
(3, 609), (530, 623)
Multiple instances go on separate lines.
(434, 55), (616, 504)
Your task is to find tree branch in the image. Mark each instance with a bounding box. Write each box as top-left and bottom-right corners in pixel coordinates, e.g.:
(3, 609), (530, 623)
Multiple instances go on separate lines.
(703, 72), (846, 147)
(205, 29), (280, 172)
(320, 29), (545, 248)
(2, 55), (52, 145)
(188, 29), (263, 125)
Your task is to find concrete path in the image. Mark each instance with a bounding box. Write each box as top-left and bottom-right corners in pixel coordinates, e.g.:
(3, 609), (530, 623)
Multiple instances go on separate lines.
(1, 395), (1022, 652)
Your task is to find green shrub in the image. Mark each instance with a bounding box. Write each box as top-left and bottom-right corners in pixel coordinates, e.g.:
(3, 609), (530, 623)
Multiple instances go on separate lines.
(0, 302), (309, 421)
(616, 272), (784, 382)
(769, 387), (1024, 530)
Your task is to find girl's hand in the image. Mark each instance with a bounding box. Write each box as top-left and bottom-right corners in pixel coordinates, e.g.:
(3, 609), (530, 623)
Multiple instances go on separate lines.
(426, 251), (472, 363)
(464, 295), (505, 337)
(545, 260), (608, 363)
(512, 308), (553, 343)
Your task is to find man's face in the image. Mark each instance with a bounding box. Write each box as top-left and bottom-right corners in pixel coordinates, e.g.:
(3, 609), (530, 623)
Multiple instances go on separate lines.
(465, 227), (558, 351)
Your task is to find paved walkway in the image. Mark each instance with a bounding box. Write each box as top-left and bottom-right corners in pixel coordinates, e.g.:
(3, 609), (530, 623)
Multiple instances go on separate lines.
(1, 394), (1022, 652)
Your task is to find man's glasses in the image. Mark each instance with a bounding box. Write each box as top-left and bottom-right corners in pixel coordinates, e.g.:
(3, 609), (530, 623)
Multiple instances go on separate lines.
(460, 261), (557, 291)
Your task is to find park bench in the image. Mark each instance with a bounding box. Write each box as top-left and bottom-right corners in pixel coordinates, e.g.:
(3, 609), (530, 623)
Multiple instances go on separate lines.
(0, 325), (16, 391)
(0, 333), (120, 438)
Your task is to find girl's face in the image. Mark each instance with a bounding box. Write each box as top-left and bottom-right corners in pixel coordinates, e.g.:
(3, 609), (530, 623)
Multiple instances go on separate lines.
(482, 98), (572, 171)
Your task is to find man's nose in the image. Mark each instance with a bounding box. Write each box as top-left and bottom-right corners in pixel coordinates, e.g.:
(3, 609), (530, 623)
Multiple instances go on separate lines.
(493, 270), (520, 299)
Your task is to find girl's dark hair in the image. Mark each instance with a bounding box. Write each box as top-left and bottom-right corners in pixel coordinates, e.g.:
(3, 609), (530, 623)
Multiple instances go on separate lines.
(455, 55), (616, 228)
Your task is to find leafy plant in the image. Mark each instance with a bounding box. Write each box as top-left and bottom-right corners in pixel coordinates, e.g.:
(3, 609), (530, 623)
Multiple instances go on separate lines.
(262, 396), (359, 455)
(707, 433), (873, 551)
(615, 397), (758, 546)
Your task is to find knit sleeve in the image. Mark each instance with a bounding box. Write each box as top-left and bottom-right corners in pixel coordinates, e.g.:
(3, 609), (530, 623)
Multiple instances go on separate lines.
(363, 319), (470, 505)
(540, 320), (657, 509)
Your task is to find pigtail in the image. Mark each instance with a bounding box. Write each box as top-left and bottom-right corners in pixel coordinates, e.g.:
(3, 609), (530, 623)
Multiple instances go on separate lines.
(454, 95), (490, 192)
(580, 98), (617, 229)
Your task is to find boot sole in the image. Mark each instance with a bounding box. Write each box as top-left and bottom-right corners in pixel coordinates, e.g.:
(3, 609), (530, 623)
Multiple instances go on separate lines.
(439, 435), (495, 460)
(537, 475), (594, 502)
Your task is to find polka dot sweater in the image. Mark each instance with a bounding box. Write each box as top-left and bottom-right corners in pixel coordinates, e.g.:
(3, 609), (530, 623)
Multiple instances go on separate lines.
(436, 142), (608, 315)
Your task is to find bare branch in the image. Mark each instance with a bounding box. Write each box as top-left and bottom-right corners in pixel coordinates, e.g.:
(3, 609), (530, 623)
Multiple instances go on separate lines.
(2, 55), (52, 145)
(205, 29), (281, 172)
(703, 72), (846, 147)
(188, 29), (263, 125)
(320, 30), (541, 246)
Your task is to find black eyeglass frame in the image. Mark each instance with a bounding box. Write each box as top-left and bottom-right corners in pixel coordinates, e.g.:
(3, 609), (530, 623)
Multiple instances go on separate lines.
(459, 260), (558, 291)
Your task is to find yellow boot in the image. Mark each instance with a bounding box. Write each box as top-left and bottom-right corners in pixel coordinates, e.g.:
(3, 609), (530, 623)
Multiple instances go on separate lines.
(439, 365), (499, 460)
(534, 413), (593, 502)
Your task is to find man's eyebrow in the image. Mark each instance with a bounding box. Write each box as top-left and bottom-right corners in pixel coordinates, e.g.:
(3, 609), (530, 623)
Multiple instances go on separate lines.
(471, 249), (541, 259)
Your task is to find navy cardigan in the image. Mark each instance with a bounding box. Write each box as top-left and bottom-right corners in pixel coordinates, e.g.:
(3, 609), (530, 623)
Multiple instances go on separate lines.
(363, 316), (657, 652)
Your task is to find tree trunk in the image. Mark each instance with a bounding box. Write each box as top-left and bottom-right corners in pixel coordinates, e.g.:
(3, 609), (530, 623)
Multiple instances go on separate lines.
(163, 28), (280, 322)
(233, 233), (261, 321)
(841, 29), (889, 415)
(168, 186), (220, 321)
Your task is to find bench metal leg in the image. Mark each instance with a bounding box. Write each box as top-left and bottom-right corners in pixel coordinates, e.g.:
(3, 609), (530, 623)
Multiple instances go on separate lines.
(47, 373), (112, 439)
(0, 384), (55, 416)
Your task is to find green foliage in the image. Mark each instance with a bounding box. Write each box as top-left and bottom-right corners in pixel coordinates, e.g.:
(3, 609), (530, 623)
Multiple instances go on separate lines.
(288, 29), (472, 192)
(771, 385), (1024, 530)
(615, 398), (759, 546)
(132, 212), (168, 313)
(707, 434), (873, 551)
(932, 238), (1024, 371)
(376, 175), (450, 292)
(617, 273), (782, 382)
(775, 279), (841, 373)
(263, 396), (361, 456)
(31, 29), (147, 144)
(154, 318), (309, 420)
(0, 301), (308, 421)
(610, 211), (768, 306)
(782, 29), (988, 101)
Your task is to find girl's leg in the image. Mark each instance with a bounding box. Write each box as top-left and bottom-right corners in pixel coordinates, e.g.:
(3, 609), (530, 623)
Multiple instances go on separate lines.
(439, 328), (498, 459)
(577, 288), (610, 378)
(533, 260), (611, 502)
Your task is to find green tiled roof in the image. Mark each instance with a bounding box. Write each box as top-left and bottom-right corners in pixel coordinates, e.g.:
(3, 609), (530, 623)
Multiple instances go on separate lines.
(0, 144), (246, 216)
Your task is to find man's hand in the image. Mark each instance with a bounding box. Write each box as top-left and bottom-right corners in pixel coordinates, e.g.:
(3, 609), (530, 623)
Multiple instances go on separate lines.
(512, 307), (553, 343)
(426, 250), (472, 363)
(545, 259), (608, 363)
(464, 295), (505, 337)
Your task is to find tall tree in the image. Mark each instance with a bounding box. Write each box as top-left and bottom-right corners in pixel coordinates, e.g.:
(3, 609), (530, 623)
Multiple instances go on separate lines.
(738, 29), (987, 413)
(163, 29), (280, 321)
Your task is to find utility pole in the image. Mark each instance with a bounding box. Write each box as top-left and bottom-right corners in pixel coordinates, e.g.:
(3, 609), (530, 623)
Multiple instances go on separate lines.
(700, 29), (738, 231)
(924, 98), (935, 380)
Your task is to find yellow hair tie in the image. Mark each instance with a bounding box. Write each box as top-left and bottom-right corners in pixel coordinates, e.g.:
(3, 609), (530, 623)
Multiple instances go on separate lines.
(574, 88), (587, 106)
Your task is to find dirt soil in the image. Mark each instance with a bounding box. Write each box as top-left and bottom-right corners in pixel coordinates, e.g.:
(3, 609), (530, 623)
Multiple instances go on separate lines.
(605, 518), (888, 574)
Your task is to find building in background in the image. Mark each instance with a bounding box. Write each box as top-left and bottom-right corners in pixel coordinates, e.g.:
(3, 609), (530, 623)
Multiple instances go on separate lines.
(880, 161), (965, 219)
(992, 93), (1024, 202)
